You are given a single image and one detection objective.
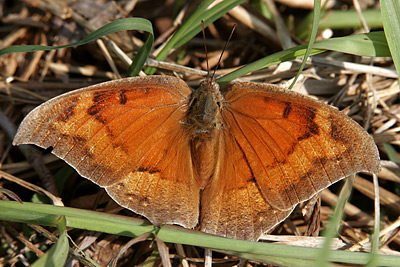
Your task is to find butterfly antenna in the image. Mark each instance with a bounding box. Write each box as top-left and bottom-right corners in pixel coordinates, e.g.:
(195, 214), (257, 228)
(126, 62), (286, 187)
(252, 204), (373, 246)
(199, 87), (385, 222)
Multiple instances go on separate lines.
(212, 23), (236, 80)
(201, 21), (210, 78)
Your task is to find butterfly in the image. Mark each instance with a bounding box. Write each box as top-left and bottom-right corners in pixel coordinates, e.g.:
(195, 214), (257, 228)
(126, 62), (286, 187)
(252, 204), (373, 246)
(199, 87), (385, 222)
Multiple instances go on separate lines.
(13, 74), (380, 241)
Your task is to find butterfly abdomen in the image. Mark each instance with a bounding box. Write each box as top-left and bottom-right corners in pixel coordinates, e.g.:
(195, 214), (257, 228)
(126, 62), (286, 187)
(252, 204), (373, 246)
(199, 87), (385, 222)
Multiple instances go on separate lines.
(186, 80), (224, 188)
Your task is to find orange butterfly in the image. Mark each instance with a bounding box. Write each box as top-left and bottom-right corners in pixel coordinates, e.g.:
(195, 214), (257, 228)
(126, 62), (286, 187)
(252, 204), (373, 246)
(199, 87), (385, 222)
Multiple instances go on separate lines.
(13, 75), (380, 241)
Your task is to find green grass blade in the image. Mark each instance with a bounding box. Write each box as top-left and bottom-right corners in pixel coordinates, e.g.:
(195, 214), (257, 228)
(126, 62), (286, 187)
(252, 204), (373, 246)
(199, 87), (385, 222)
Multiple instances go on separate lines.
(217, 31), (390, 86)
(31, 215), (68, 267)
(382, 143), (400, 163)
(127, 31), (154, 76)
(296, 9), (383, 39)
(146, 0), (246, 74)
(0, 18), (154, 76)
(313, 175), (354, 267)
(172, 0), (247, 48)
(381, 0), (400, 82)
(1, 201), (400, 266)
(289, 0), (321, 89)
(313, 31), (390, 57)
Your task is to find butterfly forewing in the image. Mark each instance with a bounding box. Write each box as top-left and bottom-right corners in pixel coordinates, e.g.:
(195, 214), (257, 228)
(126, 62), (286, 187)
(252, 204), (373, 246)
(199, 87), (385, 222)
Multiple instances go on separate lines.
(13, 76), (200, 228)
(220, 82), (380, 211)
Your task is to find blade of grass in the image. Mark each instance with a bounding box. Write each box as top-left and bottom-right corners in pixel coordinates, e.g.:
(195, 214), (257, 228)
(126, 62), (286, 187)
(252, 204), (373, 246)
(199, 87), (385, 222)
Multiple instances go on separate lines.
(296, 9), (383, 39)
(127, 32), (154, 76)
(1, 200), (399, 266)
(146, 0), (247, 74)
(381, 0), (400, 82)
(217, 31), (390, 86)
(172, 0), (247, 48)
(365, 173), (381, 267)
(0, 18), (154, 76)
(288, 0), (321, 89)
(313, 175), (354, 267)
(382, 143), (400, 163)
(31, 215), (68, 267)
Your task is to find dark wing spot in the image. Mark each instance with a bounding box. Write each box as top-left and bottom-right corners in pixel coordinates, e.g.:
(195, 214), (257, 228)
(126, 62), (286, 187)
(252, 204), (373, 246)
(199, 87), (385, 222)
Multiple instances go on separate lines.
(93, 91), (105, 103)
(329, 115), (342, 142)
(297, 107), (319, 141)
(87, 92), (111, 123)
(105, 125), (114, 138)
(283, 102), (292, 119)
(297, 132), (312, 142)
(286, 142), (297, 156)
(59, 97), (78, 122)
(136, 166), (160, 174)
(137, 167), (149, 172)
(71, 134), (88, 144)
(247, 177), (257, 184)
(87, 104), (100, 116)
(119, 90), (127, 105)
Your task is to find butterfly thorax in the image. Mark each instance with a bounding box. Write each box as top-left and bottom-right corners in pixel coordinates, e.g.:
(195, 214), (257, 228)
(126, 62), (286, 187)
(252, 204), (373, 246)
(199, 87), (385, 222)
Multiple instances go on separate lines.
(185, 79), (223, 189)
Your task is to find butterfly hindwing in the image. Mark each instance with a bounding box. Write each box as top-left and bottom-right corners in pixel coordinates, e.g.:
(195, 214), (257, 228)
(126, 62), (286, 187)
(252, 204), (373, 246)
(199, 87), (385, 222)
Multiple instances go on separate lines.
(13, 76), (200, 228)
(200, 128), (294, 240)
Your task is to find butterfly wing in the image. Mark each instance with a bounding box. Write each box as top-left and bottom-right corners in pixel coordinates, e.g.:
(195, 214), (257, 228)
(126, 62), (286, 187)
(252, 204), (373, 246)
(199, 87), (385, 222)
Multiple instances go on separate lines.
(13, 76), (200, 228)
(200, 82), (380, 240)
(200, 128), (294, 240)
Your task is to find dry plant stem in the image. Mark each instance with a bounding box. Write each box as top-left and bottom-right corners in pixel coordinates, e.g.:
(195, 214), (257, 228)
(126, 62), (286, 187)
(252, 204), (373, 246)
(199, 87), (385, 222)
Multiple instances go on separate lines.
(6, 81), (49, 102)
(380, 217), (400, 247)
(146, 58), (209, 77)
(354, 176), (400, 214)
(353, 0), (370, 32)
(75, 232), (101, 252)
(153, 1), (188, 46)
(0, 28), (28, 49)
(2, 154), (57, 175)
(351, 0), (376, 132)
(372, 172), (381, 253)
(31, 0), (129, 73)
(310, 57), (398, 79)
(375, 118), (397, 134)
(20, 32), (46, 81)
(37, 0), (97, 32)
(348, 216), (400, 252)
(96, 39), (121, 79)
(0, 188), (22, 203)
(365, 72), (378, 131)
(204, 248), (212, 267)
(40, 49), (57, 82)
(108, 232), (153, 267)
(377, 162), (400, 184)
(48, 62), (117, 79)
(321, 189), (374, 226)
(155, 235), (172, 267)
(226, 3), (281, 47)
(275, 0), (335, 9)
(260, 235), (347, 249)
(174, 243), (190, 267)
(2, 222), (45, 257)
(103, 40), (133, 69)
(264, 0), (295, 49)
(0, 170), (62, 205)
(330, 73), (357, 108)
